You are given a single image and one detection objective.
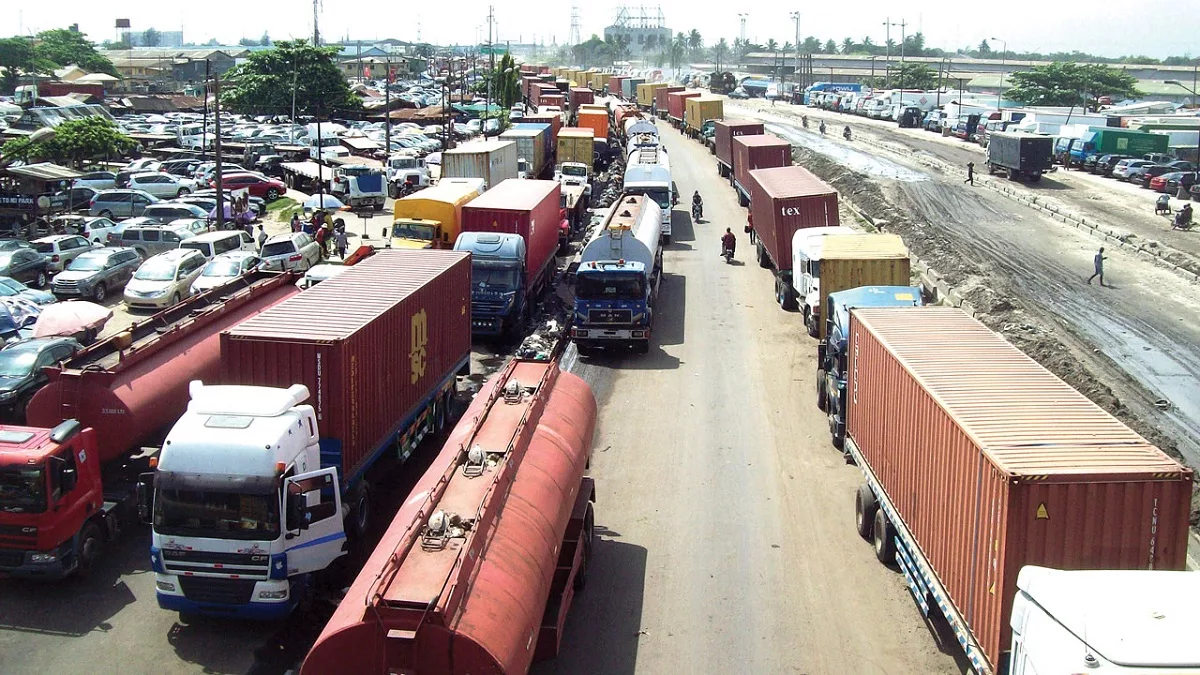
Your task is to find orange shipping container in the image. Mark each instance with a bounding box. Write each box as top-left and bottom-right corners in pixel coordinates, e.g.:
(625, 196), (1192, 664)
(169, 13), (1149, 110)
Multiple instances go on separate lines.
(576, 110), (609, 142)
(846, 307), (1193, 673)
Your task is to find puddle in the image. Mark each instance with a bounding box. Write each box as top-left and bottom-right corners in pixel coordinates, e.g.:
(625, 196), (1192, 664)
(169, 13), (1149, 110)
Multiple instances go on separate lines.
(764, 123), (929, 183)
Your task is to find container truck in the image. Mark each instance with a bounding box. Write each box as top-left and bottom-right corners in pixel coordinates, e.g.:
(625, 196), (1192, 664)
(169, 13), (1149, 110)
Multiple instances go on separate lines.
(385, 154), (430, 197)
(749, 166), (839, 309)
(590, 72), (609, 91)
(654, 86), (684, 119)
(329, 165), (387, 210)
(843, 307), (1193, 675)
(560, 182), (589, 248)
(144, 250), (472, 620)
(500, 126), (549, 180)
(521, 114), (562, 157)
(684, 96), (724, 139)
(984, 131), (1054, 182)
(624, 144), (674, 243)
(608, 75), (627, 97)
(442, 140), (518, 191)
(539, 94), (566, 112)
(390, 180), (482, 249)
(300, 353), (597, 675)
(637, 82), (668, 109)
(621, 77), (644, 101)
(576, 109), (609, 144)
(792, 233), (911, 338)
(1069, 127), (1169, 165)
(733, 134), (793, 206)
(453, 179), (560, 336)
(568, 87), (594, 116)
(556, 128), (594, 171)
(9, 272), (300, 579)
(571, 194), (663, 354)
(667, 91), (701, 128)
(509, 122), (553, 177)
(714, 120), (765, 178)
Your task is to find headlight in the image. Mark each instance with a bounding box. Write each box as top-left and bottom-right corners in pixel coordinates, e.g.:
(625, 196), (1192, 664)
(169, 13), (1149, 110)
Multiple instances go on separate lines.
(156, 580), (177, 592)
(29, 552), (57, 563)
(258, 589), (288, 600)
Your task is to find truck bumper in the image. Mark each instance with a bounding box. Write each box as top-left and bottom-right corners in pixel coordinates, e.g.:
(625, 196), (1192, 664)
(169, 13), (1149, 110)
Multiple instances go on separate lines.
(155, 574), (299, 620)
(0, 544), (77, 580)
(469, 310), (510, 335)
(572, 326), (649, 347)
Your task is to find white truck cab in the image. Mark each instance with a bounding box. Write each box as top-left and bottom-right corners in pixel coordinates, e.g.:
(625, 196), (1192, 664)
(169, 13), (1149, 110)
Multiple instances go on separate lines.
(386, 154), (430, 197)
(791, 226), (859, 323)
(558, 162), (592, 197)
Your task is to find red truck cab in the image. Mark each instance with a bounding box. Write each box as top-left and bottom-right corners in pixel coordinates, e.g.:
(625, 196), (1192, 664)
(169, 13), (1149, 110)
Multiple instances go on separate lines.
(0, 420), (121, 579)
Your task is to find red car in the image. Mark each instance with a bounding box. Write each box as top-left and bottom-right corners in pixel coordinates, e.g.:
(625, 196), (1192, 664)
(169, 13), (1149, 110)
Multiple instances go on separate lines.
(210, 172), (287, 201)
(1149, 175), (1170, 192)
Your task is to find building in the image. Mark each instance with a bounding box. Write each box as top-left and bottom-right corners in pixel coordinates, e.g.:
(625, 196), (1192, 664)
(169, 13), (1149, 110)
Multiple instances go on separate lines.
(101, 48), (240, 90)
(603, 6), (671, 56)
(339, 56), (428, 82)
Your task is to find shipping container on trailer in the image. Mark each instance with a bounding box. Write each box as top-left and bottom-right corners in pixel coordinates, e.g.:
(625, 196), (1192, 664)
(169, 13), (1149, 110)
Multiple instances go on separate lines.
(608, 75), (627, 96)
(500, 127), (549, 179)
(509, 123), (553, 175)
(667, 90), (701, 126)
(845, 307), (1194, 675)
(556, 128), (595, 170)
(539, 94), (566, 110)
(714, 120), (765, 178)
(442, 140), (519, 190)
(733, 134), (793, 206)
(621, 77), (644, 100)
(301, 356), (598, 675)
(554, 79), (570, 94)
(637, 82), (668, 109)
(794, 233), (910, 338)
(390, 180), (482, 249)
(654, 86), (684, 119)
(460, 179), (561, 300)
(520, 76), (539, 103)
(568, 87), (594, 114)
(749, 165), (838, 308)
(684, 96), (724, 136)
(522, 114), (562, 154)
(576, 110), (609, 144)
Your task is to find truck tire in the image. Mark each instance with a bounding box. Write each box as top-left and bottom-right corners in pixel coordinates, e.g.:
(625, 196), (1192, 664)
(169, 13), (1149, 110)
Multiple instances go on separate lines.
(1030, 172), (1042, 183)
(757, 243), (770, 270)
(830, 410), (845, 450)
(348, 482), (371, 541)
(816, 369), (828, 412)
(855, 484), (878, 540)
(805, 309), (819, 337)
(873, 508), (897, 564)
(573, 502), (595, 591)
(372, 202), (383, 211)
(987, 163), (996, 175)
(77, 522), (103, 577)
(663, 234), (671, 245)
(634, 340), (650, 355)
(737, 190), (748, 207)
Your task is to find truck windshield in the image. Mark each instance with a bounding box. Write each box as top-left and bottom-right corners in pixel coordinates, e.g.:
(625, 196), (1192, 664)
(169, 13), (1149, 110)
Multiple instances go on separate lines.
(0, 466), (46, 513)
(472, 265), (520, 289)
(643, 188), (671, 210)
(154, 488), (281, 541)
(562, 165), (587, 177)
(576, 272), (645, 300)
(392, 222), (437, 241)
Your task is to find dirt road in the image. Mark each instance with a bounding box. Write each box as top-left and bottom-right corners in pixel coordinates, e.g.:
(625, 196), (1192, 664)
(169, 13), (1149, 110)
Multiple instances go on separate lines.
(537, 121), (962, 674)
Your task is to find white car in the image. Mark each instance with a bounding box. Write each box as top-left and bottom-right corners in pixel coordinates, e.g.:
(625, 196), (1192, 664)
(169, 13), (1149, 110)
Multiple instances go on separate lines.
(190, 251), (261, 294)
(123, 249), (207, 310)
(124, 158), (162, 173)
(73, 171), (117, 191)
(297, 263), (347, 289)
(31, 235), (94, 273)
(259, 232), (322, 272)
(127, 172), (198, 199)
(75, 217), (121, 245)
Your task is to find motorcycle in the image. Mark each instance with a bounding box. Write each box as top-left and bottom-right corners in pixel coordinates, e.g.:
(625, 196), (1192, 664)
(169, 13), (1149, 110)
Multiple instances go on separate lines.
(819, 122), (827, 136)
(843, 127), (852, 141)
(692, 201), (703, 223)
(722, 245), (734, 263)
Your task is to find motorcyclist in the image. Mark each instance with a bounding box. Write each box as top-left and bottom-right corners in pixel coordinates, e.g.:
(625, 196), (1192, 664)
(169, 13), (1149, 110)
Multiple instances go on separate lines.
(1174, 203), (1193, 230)
(721, 228), (736, 257)
(819, 121), (827, 135)
(692, 190), (703, 218)
(843, 125), (852, 140)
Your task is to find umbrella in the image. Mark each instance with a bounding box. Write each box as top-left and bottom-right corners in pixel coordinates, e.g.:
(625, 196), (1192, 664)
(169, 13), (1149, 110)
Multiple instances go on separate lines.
(32, 301), (112, 339)
(303, 194), (345, 211)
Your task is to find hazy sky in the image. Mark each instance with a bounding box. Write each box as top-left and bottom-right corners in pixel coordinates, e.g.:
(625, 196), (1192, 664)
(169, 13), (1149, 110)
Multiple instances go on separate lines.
(12, 1), (1199, 60)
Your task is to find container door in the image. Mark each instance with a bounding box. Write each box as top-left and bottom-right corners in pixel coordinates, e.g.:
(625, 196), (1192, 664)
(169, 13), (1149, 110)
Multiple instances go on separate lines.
(283, 468), (346, 575)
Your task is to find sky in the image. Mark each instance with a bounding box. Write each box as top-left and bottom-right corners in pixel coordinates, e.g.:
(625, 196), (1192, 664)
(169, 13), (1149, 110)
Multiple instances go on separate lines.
(11, 0), (1199, 61)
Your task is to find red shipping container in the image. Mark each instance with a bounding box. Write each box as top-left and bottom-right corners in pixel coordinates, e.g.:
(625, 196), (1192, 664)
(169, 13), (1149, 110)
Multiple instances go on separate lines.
(522, 114), (561, 153)
(732, 134), (791, 196)
(847, 306), (1193, 672)
(568, 87), (594, 112)
(608, 75), (626, 93)
(748, 165), (838, 270)
(538, 94), (565, 108)
(666, 90), (701, 121)
(715, 120), (765, 173)
(654, 86), (684, 112)
(221, 250), (472, 481)
(461, 179), (561, 293)
(521, 75), (539, 101)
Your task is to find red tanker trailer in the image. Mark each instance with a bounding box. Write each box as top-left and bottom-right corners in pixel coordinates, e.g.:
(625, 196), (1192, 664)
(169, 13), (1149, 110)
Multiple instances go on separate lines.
(301, 355), (597, 674)
(0, 272), (299, 578)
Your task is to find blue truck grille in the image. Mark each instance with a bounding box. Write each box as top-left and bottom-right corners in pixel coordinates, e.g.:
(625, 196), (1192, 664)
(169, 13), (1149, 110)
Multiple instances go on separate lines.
(178, 576), (258, 605)
(588, 308), (632, 324)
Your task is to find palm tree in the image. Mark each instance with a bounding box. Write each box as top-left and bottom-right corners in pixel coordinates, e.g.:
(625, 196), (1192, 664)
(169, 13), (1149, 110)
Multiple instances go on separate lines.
(841, 38), (855, 54)
(672, 33), (687, 71)
(766, 38), (778, 53)
(713, 38), (730, 71)
(823, 39), (837, 54)
(782, 41), (793, 53)
(687, 29), (703, 60)
(861, 36), (876, 55)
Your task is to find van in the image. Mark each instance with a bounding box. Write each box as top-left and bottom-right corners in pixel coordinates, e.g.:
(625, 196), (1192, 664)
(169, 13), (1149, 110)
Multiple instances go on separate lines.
(179, 230), (256, 259)
(119, 223), (197, 259)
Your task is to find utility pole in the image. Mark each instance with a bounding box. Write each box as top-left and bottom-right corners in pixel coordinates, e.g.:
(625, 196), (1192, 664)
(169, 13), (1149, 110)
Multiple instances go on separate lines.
(991, 37), (1008, 112)
(790, 12), (800, 88)
(213, 73), (224, 230)
(485, 5), (495, 132)
(312, 0), (320, 46)
(385, 57), (392, 154)
(290, 55), (298, 144)
(896, 19), (907, 92)
(201, 59), (210, 159)
(316, 102), (324, 203)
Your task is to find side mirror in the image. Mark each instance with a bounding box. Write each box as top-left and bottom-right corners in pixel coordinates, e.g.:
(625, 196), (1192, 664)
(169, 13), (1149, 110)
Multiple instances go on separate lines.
(285, 492), (309, 532)
(135, 471), (155, 524)
(61, 467), (78, 492)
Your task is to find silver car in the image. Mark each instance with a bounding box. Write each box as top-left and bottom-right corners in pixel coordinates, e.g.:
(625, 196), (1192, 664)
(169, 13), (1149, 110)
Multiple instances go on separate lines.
(52, 247), (142, 302)
(190, 251), (261, 294)
(89, 189), (160, 219)
(123, 249), (207, 309)
(259, 232), (322, 272)
(31, 235), (93, 273)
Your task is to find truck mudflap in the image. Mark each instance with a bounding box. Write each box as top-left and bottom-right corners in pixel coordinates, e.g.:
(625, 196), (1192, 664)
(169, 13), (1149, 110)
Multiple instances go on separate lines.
(845, 436), (993, 675)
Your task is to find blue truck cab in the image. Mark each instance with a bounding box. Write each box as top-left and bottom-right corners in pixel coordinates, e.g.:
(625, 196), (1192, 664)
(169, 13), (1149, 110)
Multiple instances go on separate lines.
(817, 286), (923, 449)
(454, 232), (527, 336)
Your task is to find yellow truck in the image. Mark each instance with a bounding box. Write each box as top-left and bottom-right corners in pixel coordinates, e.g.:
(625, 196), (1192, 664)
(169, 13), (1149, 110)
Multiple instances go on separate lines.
(390, 179), (482, 249)
(556, 127), (595, 171)
(637, 82), (669, 109)
(792, 232), (911, 338)
(684, 96), (725, 138)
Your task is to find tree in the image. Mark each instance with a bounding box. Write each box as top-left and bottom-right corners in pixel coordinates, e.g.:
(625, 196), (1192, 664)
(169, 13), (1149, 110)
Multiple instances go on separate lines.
(894, 63), (936, 89)
(238, 37), (259, 47)
(222, 40), (361, 117)
(644, 34), (658, 54)
(2, 116), (134, 167)
(766, 39), (778, 54)
(802, 37), (821, 54)
(861, 36), (876, 54)
(0, 37), (53, 95)
(841, 38), (855, 54)
(261, 32), (271, 47)
(1005, 62), (1139, 109)
(903, 32), (925, 57)
(823, 39), (838, 54)
(488, 53), (520, 109)
(672, 32), (687, 70)
(978, 40), (992, 55)
(34, 28), (117, 76)
(713, 38), (730, 71)
(687, 30), (703, 60)
(142, 28), (161, 48)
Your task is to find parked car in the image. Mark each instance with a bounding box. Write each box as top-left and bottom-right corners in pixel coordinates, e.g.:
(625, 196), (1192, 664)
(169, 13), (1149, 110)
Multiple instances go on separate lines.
(1112, 159), (1153, 181)
(52, 247), (142, 302)
(88, 189), (160, 219)
(59, 186), (98, 211)
(160, 159), (202, 177)
(1143, 153), (1174, 164)
(168, 218), (212, 237)
(215, 172), (288, 201)
(0, 337), (81, 422)
(194, 162), (248, 185)
(123, 249), (207, 309)
(1092, 154), (1134, 176)
(141, 202), (209, 225)
(189, 189), (266, 214)
(124, 158), (162, 173)
(0, 276), (55, 305)
(118, 222), (197, 258)
(258, 231), (321, 272)
(296, 263), (346, 289)
(1139, 164), (1187, 188)
(0, 249), (48, 288)
(1156, 171), (1200, 194)
(73, 171), (117, 190)
(127, 172), (198, 199)
(0, 241), (32, 253)
(31, 235), (93, 273)
(190, 251), (261, 294)
(180, 229), (255, 259)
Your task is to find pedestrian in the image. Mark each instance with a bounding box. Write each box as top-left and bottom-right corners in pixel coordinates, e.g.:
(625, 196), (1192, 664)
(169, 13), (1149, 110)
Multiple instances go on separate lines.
(256, 223), (268, 251)
(290, 213), (301, 232)
(1086, 247), (1107, 287)
(965, 162), (975, 185)
(745, 211), (757, 245)
(334, 226), (348, 259)
(314, 224), (328, 260)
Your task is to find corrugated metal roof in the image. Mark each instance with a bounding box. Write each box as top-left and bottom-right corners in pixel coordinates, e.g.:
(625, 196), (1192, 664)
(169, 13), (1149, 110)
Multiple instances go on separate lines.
(227, 250), (469, 342)
(749, 165), (835, 199)
(854, 307), (1184, 476)
(821, 233), (907, 259)
(4, 162), (83, 180)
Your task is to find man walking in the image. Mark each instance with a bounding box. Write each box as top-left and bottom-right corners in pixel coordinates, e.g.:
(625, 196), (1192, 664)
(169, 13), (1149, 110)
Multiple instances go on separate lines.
(1086, 247), (1107, 286)
(965, 162), (975, 185)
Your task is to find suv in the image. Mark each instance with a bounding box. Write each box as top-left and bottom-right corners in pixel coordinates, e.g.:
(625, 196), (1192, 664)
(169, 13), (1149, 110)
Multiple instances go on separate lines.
(52, 247), (142, 302)
(31, 235), (93, 273)
(259, 232), (321, 272)
(73, 171), (117, 190)
(1112, 159), (1153, 181)
(127, 172), (197, 198)
(1092, 154), (1133, 176)
(123, 249), (207, 309)
(216, 172), (287, 201)
(180, 230), (255, 259)
(0, 337), (80, 422)
(142, 202), (209, 225)
(119, 223), (196, 258)
(89, 189), (160, 219)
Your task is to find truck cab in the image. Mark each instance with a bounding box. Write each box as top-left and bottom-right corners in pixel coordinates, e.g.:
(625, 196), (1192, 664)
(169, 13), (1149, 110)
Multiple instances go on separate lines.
(385, 154), (429, 198)
(791, 226), (859, 329)
(146, 381), (346, 620)
(454, 232), (527, 336)
(558, 162), (592, 197)
(330, 165), (386, 211)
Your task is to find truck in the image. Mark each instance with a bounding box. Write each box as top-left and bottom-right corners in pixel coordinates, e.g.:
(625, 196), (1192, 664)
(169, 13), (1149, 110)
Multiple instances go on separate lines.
(984, 131), (1054, 182)
(667, 90), (701, 128)
(568, 87), (594, 116)
(842, 306), (1193, 674)
(624, 144), (673, 243)
(556, 128), (594, 172)
(815, 285), (923, 449)
(621, 77), (645, 101)
(571, 194), (663, 354)
(732, 134), (793, 206)
(300, 354), (597, 675)
(453, 179), (561, 336)
(714, 120), (765, 178)
(500, 126), (549, 180)
(329, 165), (387, 210)
(442, 140), (519, 191)
(637, 82), (668, 110)
(654, 86), (684, 120)
(385, 154), (430, 197)
(749, 165), (840, 309)
(684, 96), (724, 140)
(7, 272), (299, 579)
(792, 233), (911, 338)
(1069, 127), (1169, 165)
(576, 109), (609, 145)
(144, 250), (472, 620)
(390, 179), (482, 249)
(560, 183), (589, 248)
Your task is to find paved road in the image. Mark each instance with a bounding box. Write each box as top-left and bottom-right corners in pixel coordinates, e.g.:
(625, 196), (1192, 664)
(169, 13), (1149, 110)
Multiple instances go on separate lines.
(536, 121), (962, 674)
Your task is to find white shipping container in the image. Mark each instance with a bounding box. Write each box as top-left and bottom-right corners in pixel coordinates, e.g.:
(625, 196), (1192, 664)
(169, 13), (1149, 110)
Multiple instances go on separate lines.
(499, 129), (547, 179)
(441, 140), (519, 191)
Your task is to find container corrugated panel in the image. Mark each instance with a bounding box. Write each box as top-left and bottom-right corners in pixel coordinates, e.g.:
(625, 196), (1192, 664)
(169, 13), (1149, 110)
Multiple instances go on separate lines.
(847, 307), (1194, 672)
(576, 110), (609, 143)
(667, 91), (701, 120)
(568, 87), (593, 111)
(557, 128), (594, 168)
(608, 76), (626, 92)
(539, 94), (565, 108)
(715, 120), (765, 168)
(749, 165), (838, 269)
(522, 114), (561, 153)
(655, 86), (684, 111)
(221, 250), (471, 481)
(815, 234), (910, 339)
(684, 96), (724, 131)
(733, 134), (792, 194)
(461, 179), (561, 291)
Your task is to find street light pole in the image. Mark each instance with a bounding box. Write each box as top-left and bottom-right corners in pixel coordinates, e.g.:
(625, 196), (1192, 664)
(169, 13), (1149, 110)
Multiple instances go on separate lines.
(789, 12), (800, 87)
(992, 37), (1007, 112)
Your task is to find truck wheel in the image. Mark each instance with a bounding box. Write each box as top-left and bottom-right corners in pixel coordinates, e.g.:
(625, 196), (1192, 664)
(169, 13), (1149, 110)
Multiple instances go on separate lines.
(372, 202), (383, 211)
(348, 482), (371, 540)
(873, 508), (897, 564)
(816, 369), (828, 412)
(805, 310), (819, 337)
(634, 340), (650, 354)
(987, 164), (996, 175)
(830, 410), (845, 450)
(737, 191), (748, 207)
(77, 522), (103, 577)
(573, 503), (595, 591)
(757, 243), (770, 270)
(1029, 173), (1042, 183)
(663, 234), (671, 245)
(855, 484), (877, 540)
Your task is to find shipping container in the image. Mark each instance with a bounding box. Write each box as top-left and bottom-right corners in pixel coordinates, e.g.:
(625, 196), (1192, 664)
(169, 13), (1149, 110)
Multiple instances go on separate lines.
(461, 179), (561, 293)
(589, 72), (609, 91)
(391, 180), (482, 248)
(442, 140), (519, 190)
(637, 82), (669, 108)
(539, 94), (566, 110)
(510, 122), (553, 171)
(733, 134), (793, 205)
(667, 90), (701, 122)
(846, 306), (1193, 673)
(801, 234), (909, 339)
(684, 96), (724, 133)
(608, 75), (627, 95)
(568, 87), (594, 113)
(621, 77), (644, 100)
(521, 75), (540, 102)
(715, 120), (766, 177)
(554, 79), (570, 94)
(499, 127), (548, 179)
(556, 127), (595, 170)
(522, 114), (562, 154)
(748, 165), (838, 271)
(576, 110), (609, 144)
(654, 86), (684, 116)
